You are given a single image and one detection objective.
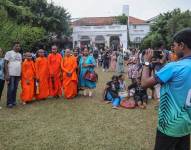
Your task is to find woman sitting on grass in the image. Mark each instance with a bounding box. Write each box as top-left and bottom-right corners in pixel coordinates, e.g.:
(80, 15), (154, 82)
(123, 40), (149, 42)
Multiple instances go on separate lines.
(103, 75), (124, 109)
(118, 74), (127, 92)
(128, 77), (148, 109)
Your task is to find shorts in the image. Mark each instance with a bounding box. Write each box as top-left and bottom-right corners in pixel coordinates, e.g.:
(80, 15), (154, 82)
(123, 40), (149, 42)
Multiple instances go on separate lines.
(134, 94), (148, 104)
(154, 130), (190, 150)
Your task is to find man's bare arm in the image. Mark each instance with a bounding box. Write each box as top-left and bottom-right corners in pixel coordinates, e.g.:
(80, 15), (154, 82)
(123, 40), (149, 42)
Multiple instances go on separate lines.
(141, 66), (157, 88)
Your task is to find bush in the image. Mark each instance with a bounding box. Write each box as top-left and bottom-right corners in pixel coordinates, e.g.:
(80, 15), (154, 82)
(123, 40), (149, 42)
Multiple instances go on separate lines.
(0, 20), (45, 52)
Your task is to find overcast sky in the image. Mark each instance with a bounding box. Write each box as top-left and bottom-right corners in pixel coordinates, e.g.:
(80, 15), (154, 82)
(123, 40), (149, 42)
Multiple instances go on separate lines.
(49, 0), (191, 20)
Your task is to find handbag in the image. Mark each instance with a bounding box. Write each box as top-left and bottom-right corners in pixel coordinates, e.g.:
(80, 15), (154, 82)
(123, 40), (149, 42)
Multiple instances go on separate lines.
(84, 70), (98, 82)
(82, 56), (98, 82)
(120, 100), (135, 109)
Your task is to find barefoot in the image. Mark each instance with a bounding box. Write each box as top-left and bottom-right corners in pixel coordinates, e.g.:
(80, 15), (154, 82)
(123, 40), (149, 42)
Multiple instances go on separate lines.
(112, 106), (119, 110)
(105, 101), (111, 104)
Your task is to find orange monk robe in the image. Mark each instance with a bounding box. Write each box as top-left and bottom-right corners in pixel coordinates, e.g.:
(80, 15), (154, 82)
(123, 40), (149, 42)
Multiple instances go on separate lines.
(48, 53), (62, 97)
(35, 57), (49, 100)
(20, 60), (36, 102)
(61, 55), (78, 99)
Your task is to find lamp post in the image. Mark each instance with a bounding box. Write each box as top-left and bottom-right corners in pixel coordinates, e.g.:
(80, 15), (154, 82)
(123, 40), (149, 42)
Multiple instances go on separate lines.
(123, 5), (129, 49)
(127, 16), (129, 49)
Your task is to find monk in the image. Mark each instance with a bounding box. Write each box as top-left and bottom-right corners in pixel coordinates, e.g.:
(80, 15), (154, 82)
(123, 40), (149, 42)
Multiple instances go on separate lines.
(35, 49), (49, 100)
(20, 52), (36, 105)
(61, 49), (78, 99)
(48, 45), (62, 98)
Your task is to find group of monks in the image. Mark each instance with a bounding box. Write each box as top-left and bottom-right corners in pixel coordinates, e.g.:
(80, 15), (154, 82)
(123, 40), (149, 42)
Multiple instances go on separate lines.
(20, 46), (78, 105)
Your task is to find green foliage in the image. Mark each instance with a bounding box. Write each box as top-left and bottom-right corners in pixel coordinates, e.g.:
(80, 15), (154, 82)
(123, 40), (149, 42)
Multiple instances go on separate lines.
(0, 0), (71, 51)
(0, 20), (45, 51)
(116, 14), (128, 25)
(141, 9), (191, 49)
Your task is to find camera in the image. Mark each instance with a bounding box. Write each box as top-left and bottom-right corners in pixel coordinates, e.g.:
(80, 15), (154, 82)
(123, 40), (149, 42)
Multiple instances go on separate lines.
(153, 50), (163, 59)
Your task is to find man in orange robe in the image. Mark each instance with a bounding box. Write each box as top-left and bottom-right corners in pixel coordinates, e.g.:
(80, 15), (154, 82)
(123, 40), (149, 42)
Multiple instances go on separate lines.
(35, 49), (49, 100)
(20, 52), (36, 104)
(48, 45), (62, 98)
(61, 49), (78, 99)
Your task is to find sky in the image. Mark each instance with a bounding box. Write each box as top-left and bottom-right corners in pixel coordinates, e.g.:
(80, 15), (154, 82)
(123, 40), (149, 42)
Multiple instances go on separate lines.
(49, 0), (191, 20)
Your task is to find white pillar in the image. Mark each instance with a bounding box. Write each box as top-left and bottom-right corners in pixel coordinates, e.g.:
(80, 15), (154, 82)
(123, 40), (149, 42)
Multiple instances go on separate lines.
(105, 36), (110, 48)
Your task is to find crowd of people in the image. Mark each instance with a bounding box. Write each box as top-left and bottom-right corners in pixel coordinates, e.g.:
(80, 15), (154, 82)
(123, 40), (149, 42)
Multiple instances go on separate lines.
(0, 28), (191, 150)
(0, 40), (178, 109)
(102, 28), (191, 150)
(89, 43), (177, 110)
(0, 43), (97, 108)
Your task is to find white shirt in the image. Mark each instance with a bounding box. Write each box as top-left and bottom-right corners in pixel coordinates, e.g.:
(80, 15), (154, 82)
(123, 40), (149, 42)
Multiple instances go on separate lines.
(4, 50), (22, 76)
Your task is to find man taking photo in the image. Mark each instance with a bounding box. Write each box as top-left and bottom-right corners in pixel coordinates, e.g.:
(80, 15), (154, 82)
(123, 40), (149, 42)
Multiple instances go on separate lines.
(141, 28), (191, 150)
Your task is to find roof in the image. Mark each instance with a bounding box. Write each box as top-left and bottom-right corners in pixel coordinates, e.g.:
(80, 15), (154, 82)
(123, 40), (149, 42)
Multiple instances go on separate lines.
(72, 16), (146, 26)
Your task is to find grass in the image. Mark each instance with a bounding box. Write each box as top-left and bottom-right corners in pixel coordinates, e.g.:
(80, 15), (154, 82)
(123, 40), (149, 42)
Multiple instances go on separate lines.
(0, 68), (159, 150)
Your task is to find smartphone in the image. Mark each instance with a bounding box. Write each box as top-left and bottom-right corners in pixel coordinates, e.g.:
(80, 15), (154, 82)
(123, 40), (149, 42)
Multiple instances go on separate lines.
(153, 50), (162, 59)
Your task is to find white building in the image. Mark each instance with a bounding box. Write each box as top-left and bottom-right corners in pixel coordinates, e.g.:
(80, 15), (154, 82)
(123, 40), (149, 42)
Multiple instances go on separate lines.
(72, 7), (151, 49)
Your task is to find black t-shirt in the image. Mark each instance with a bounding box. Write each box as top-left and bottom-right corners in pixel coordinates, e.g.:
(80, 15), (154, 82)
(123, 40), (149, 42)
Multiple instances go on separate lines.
(106, 81), (120, 98)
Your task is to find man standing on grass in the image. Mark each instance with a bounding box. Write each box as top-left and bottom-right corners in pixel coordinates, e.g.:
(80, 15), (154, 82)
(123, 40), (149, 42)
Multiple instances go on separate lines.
(48, 45), (62, 98)
(61, 49), (78, 99)
(4, 42), (22, 108)
(141, 28), (191, 150)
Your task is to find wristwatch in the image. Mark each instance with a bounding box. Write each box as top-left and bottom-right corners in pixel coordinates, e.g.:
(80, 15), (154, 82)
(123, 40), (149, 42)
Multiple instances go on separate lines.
(144, 61), (150, 67)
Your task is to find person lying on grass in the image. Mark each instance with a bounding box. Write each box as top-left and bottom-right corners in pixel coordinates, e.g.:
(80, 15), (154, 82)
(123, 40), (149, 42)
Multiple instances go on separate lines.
(103, 75), (126, 109)
(128, 77), (148, 109)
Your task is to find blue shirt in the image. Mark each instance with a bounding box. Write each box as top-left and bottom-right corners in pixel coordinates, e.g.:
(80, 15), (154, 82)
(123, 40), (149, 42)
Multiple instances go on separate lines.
(155, 56), (191, 137)
(0, 58), (5, 80)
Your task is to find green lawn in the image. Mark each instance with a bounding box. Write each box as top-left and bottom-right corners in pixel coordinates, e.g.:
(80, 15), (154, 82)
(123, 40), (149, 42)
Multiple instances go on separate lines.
(0, 68), (159, 150)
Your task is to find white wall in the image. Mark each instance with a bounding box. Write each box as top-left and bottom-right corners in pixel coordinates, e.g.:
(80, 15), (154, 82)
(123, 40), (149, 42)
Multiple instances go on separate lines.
(129, 24), (150, 43)
(72, 24), (150, 48)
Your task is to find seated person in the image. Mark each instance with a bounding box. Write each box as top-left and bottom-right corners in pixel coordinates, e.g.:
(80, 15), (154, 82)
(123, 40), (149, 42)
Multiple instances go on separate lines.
(118, 74), (128, 98)
(103, 75), (122, 109)
(128, 77), (148, 109)
(118, 74), (127, 91)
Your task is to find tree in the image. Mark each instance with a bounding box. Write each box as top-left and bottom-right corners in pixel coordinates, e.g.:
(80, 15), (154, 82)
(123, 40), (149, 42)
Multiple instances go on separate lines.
(141, 9), (191, 49)
(0, 0), (71, 51)
(116, 14), (128, 25)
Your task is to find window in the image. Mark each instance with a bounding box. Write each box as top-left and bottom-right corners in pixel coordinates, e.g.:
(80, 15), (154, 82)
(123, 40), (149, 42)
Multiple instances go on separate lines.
(134, 37), (141, 43)
(133, 25), (136, 29)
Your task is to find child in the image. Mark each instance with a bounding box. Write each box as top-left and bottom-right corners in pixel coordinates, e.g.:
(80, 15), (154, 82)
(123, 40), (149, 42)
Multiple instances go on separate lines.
(0, 48), (5, 109)
(103, 75), (122, 109)
(128, 77), (148, 109)
(20, 52), (36, 105)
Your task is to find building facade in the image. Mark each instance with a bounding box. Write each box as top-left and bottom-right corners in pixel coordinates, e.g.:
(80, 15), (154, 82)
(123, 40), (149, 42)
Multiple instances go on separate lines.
(72, 16), (150, 49)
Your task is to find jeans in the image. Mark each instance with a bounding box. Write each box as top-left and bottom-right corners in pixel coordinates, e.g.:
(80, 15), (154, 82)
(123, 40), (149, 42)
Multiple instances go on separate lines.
(7, 76), (20, 106)
(106, 92), (121, 107)
(0, 79), (5, 100)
